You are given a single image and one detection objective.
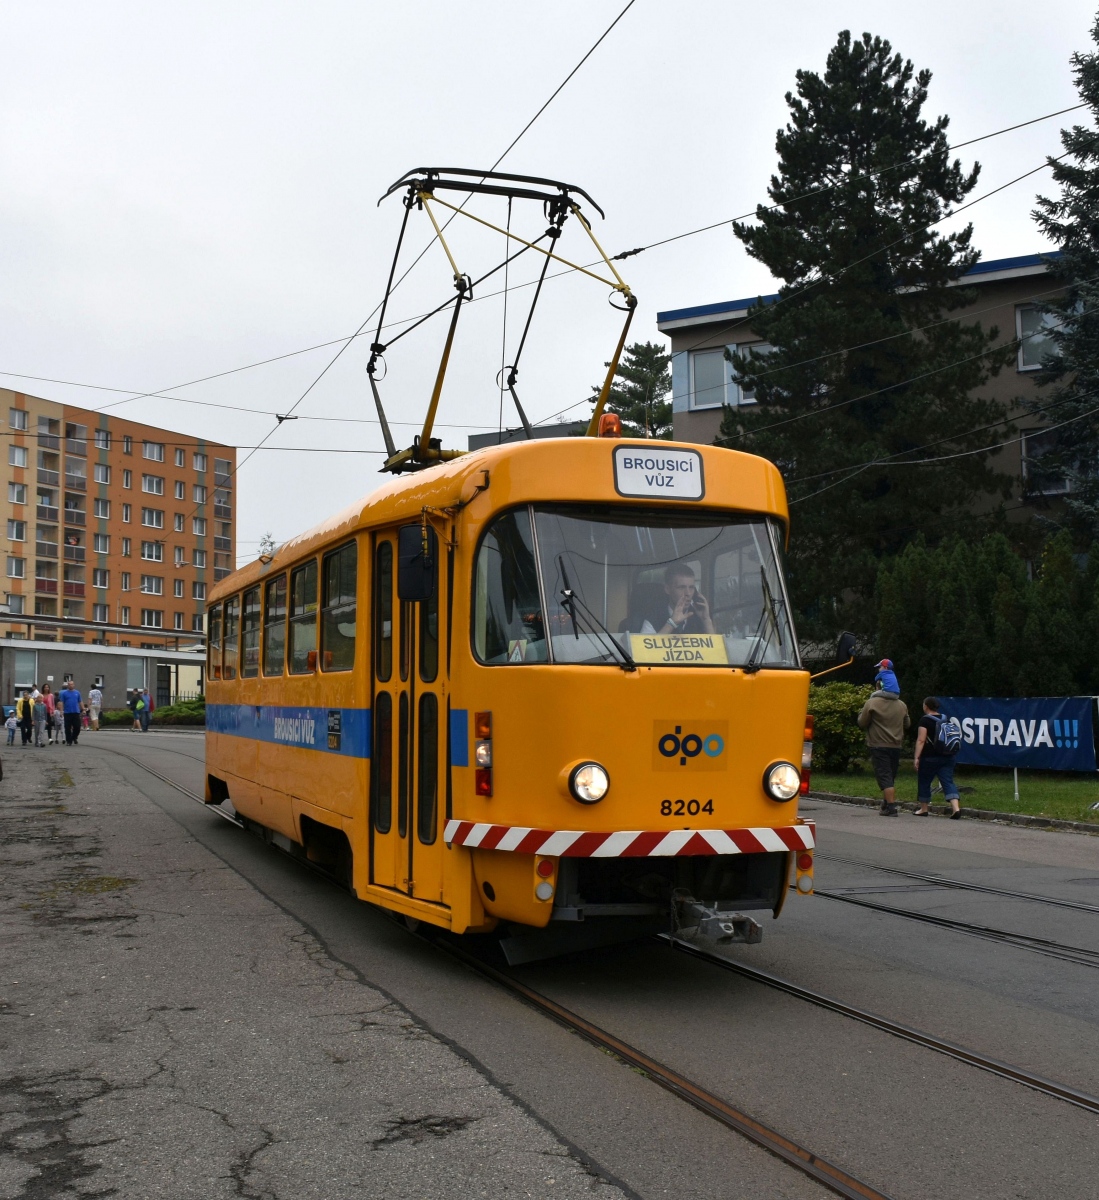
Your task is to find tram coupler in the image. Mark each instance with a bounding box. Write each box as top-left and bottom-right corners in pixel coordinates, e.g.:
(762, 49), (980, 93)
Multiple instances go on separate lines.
(673, 900), (762, 945)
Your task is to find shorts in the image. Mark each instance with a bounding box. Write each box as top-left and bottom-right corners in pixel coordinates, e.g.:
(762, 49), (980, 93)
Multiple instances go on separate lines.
(90, 707), (100, 721)
(869, 746), (901, 791)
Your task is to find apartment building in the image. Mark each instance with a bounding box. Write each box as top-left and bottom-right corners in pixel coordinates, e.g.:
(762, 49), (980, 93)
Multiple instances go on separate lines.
(657, 252), (1064, 497)
(1, 389), (236, 646)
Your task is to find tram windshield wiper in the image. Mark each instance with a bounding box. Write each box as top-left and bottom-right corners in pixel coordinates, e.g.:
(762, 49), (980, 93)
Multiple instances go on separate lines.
(556, 554), (636, 672)
(744, 567), (783, 675)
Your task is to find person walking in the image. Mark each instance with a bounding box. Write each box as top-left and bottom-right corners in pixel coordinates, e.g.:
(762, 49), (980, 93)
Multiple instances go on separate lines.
(5, 710), (17, 745)
(87, 683), (103, 731)
(17, 691), (33, 746)
(32, 693), (47, 747)
(857, 676), (910, 817)
(913, 697), (962, 818)
(59, 680), (84, 746)
(139, 688), (152, 733)
(41, 684), (57, 746)
(128, 689), (141, 731)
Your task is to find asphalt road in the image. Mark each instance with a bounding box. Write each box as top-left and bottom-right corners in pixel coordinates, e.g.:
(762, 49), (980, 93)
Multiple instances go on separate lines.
(3, 731), (1098, 1199)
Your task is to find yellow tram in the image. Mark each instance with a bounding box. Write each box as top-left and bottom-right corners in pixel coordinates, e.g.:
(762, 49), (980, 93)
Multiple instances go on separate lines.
(205, 167), (815, 959)
(205, 435), (817, 956)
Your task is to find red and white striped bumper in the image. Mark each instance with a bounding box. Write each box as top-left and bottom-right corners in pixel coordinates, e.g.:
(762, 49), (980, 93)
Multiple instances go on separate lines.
(442, 820), (815, 857)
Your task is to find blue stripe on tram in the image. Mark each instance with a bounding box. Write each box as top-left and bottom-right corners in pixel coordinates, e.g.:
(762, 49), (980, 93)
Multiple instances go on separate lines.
(207, 704), (471, 764)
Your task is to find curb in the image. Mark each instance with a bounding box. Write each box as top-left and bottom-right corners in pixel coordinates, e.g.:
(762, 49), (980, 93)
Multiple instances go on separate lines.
(807, 789), (1099, 836)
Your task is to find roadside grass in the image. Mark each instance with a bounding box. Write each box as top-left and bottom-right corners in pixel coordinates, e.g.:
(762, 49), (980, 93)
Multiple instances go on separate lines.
(811, 759), (1099, 825)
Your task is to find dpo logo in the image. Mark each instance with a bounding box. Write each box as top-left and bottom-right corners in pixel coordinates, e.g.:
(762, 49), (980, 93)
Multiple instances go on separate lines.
(652, 720), (728, 772)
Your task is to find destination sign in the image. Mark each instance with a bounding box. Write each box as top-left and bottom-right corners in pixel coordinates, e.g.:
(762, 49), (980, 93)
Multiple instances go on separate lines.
(629, 632), (729, 665)
(612, 446), (704, 500)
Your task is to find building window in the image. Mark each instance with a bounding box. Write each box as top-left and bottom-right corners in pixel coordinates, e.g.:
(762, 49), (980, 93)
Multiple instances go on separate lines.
(121, 572), (131, 590)
(214, 458), (232, 483)
(6, 593), (24, 614)
(94, 429), (111, 450)
(7, 520), (26, 542)
(9, 445), (27, 468)
(193, 452), (207, 472)
(142, 474), (164, 495)
(173, 611), (184, 630)
(93, 533), (109, 553)
(8, 483), (26, 505)
(174, 513), (184, 532)
(192, 612), (204, 631)
(193, 549), (207, 569)
(120, 605), (130, 625)
(9, 409), (28, 431)
(121, 537), (131, 556)
(173, 578), (184, 598)
(141, 541), (163, 561)
(93, 464), (111, 484)
(731, 342), (773, 403)
(174, 546), (185, 566)
(143, 441), (165, 462)
(192, 581), (206, 601)
(123, 436), (132, 454)
(141, 508), (164, 529)
(1017, 305), (1061, 371)
(6, 556), (25, 578)
(93, 603), (109, 622)
(140, 575), (163, 594)
(174, 480), (185, 500)
(174, 448), (185, 467)
(193, 517), (207, 536)
(141, 609), (163, 628)
(1022, 428), (1073, 495)
(94, 498), (110, 518)
(122, 504), (132, 523)
(93, 568), (109, 588)
(123, 469), (132, 489)
(192, 484), (207, 504)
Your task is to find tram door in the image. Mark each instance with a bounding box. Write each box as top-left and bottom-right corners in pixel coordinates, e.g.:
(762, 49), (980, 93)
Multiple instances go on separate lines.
(369, 528), (446, 905)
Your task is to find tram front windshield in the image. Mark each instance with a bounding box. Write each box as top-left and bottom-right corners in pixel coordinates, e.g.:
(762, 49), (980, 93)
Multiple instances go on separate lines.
(473, 504), (798, 668)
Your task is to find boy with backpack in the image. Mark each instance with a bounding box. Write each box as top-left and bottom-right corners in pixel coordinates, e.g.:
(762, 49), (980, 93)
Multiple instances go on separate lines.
(913, 696), (963, 818)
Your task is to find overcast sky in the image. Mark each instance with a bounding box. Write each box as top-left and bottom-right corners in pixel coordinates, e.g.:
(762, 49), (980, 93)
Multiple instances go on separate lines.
(0, 1), (1094, 561)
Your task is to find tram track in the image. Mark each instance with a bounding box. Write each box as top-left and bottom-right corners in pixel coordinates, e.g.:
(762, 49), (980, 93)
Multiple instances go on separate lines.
(89, 740), (1099, 1197)
(813, 888), (1099, 970)
(818, 852), (1099, 915)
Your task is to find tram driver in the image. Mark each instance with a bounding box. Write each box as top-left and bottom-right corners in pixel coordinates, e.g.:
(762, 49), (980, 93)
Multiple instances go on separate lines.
(635, 562), (715, 636)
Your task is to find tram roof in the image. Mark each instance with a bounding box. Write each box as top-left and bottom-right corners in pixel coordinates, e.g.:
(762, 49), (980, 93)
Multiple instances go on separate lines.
(213, 438), (787, 600)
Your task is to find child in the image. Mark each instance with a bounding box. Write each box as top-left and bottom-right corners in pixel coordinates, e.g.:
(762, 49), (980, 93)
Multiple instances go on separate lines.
(874, 658), (901, 694)
(5, 711), (17, 746)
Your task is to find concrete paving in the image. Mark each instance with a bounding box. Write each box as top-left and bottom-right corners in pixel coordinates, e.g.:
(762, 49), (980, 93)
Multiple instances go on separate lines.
(0, 742), (633, 1199)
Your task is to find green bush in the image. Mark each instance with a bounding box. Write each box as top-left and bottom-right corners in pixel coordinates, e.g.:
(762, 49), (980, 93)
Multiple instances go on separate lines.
(808, 681), (872, 772)
(98, 698), (205, 727)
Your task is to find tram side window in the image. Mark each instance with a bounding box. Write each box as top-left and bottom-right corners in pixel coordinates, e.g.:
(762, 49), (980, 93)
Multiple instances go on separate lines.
(374, 541), (393, 682)
(223, 595), (240, 680)
(289, 560), (318, 673)
(241, 586), (261, 678)
(263, 574), (287, 676)
(321, 542), (357, 671)
(472, 507), (547, 664)
(207, 603), (222, 680)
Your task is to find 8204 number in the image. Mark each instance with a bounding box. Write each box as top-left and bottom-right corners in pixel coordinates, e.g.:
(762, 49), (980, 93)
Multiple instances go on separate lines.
(660, 799), (714, 816)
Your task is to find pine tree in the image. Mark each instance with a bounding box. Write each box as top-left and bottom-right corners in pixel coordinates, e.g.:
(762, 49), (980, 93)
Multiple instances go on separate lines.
(590, 341), (672, 438)
(1030, 17), (1099, 537)
(719, 31), (1013, 638)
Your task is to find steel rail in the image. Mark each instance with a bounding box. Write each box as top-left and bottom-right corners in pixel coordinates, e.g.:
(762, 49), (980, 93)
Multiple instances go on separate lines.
(817, 852), (1099, 915)
(96, 742), (894, 1200)
(434, 938), (895, 1200)
(660, 935), (1099, 1116)
(814, 889), (1099, 970)
(92, 742), (243, 827)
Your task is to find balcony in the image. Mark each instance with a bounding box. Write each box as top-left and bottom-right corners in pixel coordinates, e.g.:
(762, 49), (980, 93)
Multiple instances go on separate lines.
(35, 543), (58, 559)
(214, 567), (231, 581)
(34, 578), (57, 594)
(214, 505), (231, 520)
(63, 509), (86, 527)
(214, 536), (231, 551)
(65, 438), (87, 456)
(37, 469), (59, 487)
(214, 472), (232, 487)
(36, 505), (58, 522)
(64, 475), (86, 492)
(64, 546), (85, 562)
(62, 581), (85, 598)
(36, 433), (60, 450)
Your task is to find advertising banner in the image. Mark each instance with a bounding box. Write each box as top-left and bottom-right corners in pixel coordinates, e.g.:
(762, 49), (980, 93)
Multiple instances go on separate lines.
(937, 696), (1096, 772)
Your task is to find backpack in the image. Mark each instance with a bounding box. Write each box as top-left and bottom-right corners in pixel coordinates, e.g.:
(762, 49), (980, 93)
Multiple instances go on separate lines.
(931, 713), (962, 756)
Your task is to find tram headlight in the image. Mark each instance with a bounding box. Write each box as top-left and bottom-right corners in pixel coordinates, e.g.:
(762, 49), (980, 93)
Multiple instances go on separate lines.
(568, 762), (610, 804)
(763, 761), (801, 802)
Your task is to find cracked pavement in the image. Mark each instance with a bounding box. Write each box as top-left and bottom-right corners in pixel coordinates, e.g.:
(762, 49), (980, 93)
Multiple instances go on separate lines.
(0, 748), (628, 1199)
